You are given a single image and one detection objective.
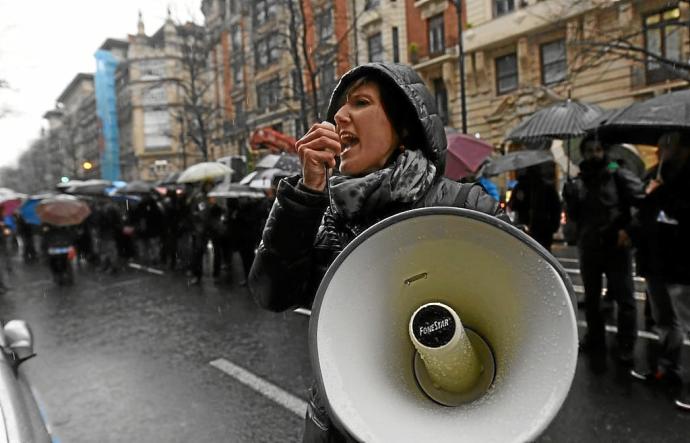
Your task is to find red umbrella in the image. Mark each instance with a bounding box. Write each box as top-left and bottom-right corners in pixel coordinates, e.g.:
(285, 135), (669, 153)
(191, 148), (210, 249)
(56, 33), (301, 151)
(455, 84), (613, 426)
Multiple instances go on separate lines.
(0, 197), (23, 217)
(36, 195), (91, 226)
(444, 133), (494, 180)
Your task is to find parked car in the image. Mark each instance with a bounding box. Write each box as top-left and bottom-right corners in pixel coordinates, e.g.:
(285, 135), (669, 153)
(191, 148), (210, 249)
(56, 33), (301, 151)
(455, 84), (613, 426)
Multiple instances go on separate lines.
(0, 319), (52, 442)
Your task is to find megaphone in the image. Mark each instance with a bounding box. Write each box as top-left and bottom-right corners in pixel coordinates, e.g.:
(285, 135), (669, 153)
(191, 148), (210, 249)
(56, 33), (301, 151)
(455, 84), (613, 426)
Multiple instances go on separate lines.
(309, 207), (578, 442)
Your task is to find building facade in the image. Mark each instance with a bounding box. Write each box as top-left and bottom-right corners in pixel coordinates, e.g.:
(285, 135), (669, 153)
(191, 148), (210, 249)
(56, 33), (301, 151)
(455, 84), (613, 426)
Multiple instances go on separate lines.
(460, 0), (690, 146)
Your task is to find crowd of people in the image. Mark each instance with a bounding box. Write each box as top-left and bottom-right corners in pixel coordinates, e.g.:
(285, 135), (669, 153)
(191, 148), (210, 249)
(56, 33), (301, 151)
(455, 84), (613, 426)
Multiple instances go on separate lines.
(0, 181), (272, 289)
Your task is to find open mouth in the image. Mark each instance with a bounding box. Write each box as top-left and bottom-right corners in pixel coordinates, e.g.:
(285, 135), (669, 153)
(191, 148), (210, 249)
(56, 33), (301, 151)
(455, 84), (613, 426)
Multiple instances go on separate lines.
(340, 133), (359, 153)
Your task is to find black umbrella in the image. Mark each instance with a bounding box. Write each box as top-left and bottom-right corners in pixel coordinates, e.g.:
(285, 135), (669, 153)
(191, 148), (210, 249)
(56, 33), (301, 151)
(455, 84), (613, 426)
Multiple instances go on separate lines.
(208, 182), (266, 199)
(115, 180), (155, 195)
(480, 150), (554, 176)
(587, 89), (690, 145)
(255, 153), (301, 174)
(66, 179), (112, 196)
(506, 100), (603, 142)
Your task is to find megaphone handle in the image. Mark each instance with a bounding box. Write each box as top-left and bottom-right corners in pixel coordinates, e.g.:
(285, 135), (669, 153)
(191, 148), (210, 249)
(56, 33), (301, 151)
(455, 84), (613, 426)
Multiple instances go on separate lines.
(324, 162), (336, 216)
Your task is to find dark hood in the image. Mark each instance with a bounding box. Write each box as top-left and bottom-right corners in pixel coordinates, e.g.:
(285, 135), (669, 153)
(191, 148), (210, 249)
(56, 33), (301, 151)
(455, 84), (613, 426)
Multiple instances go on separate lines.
(325, 63), (447, 173)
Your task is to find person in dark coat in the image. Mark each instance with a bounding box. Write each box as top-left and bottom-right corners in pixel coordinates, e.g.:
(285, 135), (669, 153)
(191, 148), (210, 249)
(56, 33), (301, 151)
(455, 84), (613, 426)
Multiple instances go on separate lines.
(563, 135), (644, 372)
(629, 131), (690, 411)
(249, 63), (504, 442)
(187, 181), (214, 285)
(14, 211), (37, 264)
(509, 163), (561, 252)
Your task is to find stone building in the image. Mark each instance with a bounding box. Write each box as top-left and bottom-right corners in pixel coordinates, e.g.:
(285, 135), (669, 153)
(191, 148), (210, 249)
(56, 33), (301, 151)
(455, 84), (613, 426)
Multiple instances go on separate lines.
(460, 0), (690, 147)
(119, 11), (212, 181)
(47, 73), (101, 180)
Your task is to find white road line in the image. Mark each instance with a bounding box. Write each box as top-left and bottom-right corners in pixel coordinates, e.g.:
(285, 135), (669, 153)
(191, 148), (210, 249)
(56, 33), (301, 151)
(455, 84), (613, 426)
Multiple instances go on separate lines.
(577, 321), (690, 347)
(210, 358), (307, 418)
(572, 284), (646, 301)
(558, 257), (579, 264)
(563, 266), (645, 283)
(128, 263), (165, 275)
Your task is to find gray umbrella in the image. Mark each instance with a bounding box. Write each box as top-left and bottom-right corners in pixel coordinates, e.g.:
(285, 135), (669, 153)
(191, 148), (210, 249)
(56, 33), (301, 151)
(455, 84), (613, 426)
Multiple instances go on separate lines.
(587, 89), (690, 145)
(256, 153), (301, 174)
(480, 150), (554, 176)
(506, 100), (603, 142)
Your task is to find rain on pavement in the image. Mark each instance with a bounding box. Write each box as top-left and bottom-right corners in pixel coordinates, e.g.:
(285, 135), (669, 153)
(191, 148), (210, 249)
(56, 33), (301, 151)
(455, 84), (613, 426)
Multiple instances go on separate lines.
(0, 245), (688, 442)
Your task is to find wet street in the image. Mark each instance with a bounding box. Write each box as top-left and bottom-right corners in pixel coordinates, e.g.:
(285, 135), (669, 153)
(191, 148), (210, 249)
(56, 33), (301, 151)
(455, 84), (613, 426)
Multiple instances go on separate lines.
(0, 245), (689, 442)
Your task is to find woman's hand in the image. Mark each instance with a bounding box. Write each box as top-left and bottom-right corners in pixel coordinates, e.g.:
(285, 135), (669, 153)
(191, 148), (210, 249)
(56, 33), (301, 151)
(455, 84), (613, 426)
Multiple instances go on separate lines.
(295, 122), (341, 192)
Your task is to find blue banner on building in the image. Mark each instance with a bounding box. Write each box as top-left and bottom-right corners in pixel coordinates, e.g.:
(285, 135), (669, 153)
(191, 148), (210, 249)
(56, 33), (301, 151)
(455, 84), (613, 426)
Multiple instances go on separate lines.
(94, 50), (121, 181)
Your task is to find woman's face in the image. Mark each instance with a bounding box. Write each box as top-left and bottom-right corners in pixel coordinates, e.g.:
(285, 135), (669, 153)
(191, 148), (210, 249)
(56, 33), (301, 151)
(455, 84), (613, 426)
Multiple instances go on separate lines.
(333, 81), (400, 176)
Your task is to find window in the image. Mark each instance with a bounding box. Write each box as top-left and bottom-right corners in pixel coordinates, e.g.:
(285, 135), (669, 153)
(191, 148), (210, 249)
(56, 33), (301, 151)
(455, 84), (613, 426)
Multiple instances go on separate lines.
(644, 7), (683, 84)
(428, 14), (445, 56)
(320, 62), (336, 92)
(142, 85), (167, 106)
(256, 77), (281, 110)
(143, 109), (170, 149)
(392, 27), (400, 63)
(316, 8), (333, 43)
(540, 39), (567, 85)
(232, 62), (243, 85)
(254, 34), (282, 69)
(493, 0), (515, 17)
(495, 53), (518, 94)
(231, 24), (242, 51)
(368, 33), (383, 63)
(433, 78), (449, 125)
(254, 0), (277, 27)
(365, 0), (380, 10)
(138, 59), (166, 80)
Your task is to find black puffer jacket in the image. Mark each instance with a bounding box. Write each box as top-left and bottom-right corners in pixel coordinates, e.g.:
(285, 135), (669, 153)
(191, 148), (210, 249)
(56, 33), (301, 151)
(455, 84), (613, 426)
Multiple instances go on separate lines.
(248, 63), (502, 442)
(249, 63), (501, 312)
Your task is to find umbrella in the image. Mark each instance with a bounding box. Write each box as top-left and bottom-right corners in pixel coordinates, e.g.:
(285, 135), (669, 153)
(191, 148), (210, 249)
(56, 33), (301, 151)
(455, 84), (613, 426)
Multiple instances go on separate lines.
(18, 199), (43, 226)
(177, 162), (233, 183)
(114, 180), (155, 195)
(158, 172), (181, 185)
(36, 195), (91, 226)
(0, 198), (23, 217)
(208, 182), (266, 199)
(255, 153), (301, 174)
(243, 168), (291, 189)
(608, 144), (646, 178)
(66, 179), (113, 195)
(444, 133), (494, 180)
(506, 100), (603, 141)
(56, 179), (83, 190)
(587, 89), (690, 145)
(480, 150), (554, 177)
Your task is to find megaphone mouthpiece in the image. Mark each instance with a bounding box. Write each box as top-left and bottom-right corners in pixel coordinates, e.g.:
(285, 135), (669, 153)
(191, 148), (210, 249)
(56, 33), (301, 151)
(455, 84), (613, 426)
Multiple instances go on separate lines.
(409, 302), (495, 405)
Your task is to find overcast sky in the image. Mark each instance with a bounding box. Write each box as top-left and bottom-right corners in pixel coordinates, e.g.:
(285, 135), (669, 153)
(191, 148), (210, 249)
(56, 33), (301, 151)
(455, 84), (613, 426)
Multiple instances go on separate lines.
(0, 0), (202, 168)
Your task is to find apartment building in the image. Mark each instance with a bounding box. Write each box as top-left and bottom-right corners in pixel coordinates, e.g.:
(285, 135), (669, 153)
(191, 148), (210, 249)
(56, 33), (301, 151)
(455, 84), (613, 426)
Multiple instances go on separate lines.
(120, 12), (211, 181)
(47, 73), (101, 180)
(460, 0), (689, 146)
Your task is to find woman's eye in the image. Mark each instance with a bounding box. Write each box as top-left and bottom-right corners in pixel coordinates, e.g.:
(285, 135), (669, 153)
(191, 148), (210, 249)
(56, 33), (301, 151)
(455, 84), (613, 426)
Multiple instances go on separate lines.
(354, 99), (368, 106)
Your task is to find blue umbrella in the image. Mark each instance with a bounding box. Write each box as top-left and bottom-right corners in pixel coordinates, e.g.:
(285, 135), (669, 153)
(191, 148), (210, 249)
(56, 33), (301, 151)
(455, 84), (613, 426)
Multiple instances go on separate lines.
(19, 199), (43, 226)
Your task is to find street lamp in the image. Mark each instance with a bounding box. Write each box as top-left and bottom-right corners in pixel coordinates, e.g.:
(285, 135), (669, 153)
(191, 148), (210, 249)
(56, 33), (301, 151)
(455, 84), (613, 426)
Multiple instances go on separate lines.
(454, 0), (468, 134)
(82, 161), (93, 171)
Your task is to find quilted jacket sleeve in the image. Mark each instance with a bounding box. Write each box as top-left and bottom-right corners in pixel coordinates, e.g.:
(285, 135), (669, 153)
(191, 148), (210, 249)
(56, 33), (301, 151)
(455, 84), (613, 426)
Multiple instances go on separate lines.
(248, 176), (329, 312)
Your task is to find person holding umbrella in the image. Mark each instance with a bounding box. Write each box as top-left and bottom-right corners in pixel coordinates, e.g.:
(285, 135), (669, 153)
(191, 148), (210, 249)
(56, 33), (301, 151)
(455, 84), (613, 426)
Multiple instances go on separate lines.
(563, 135), (644, 372)
(248, 62), (503, 440)
(629, 131), (690, 411)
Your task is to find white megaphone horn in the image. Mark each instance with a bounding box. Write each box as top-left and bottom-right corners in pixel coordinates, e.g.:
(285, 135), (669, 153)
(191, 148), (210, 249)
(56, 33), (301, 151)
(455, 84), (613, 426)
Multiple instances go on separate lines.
(309, 207), (578, 443)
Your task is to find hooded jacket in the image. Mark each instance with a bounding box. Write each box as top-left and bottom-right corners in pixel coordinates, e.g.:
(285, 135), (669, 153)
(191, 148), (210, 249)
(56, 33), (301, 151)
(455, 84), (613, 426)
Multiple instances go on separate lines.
(248, 63), (502, 441)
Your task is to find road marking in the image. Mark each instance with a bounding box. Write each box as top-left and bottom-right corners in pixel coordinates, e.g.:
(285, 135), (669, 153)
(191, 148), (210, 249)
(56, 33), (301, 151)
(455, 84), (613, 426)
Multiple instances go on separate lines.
(104, 278), (148, 290)
(563, 266), (645, 283)
(128, 263), (165, 275)
(210, 358), (307, 418)
(558, 257), (579, 264)
(572, 284), (646, 301)
(577, 321), (690, 347)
